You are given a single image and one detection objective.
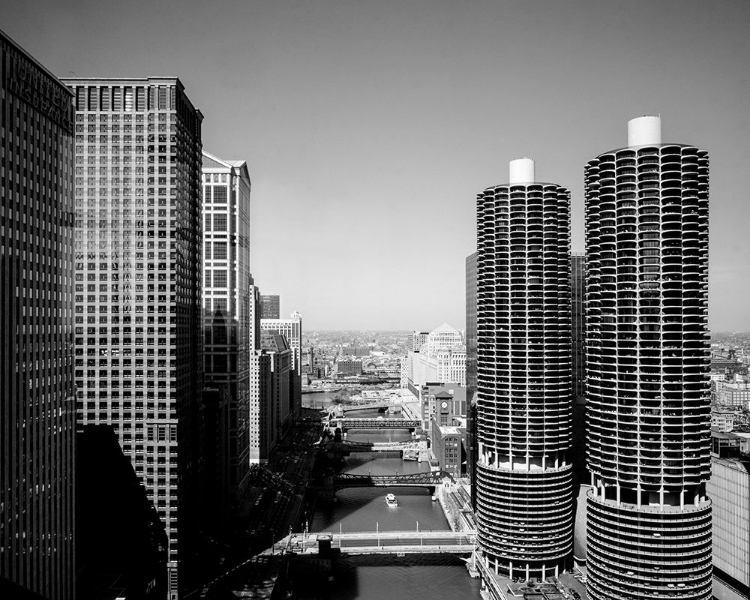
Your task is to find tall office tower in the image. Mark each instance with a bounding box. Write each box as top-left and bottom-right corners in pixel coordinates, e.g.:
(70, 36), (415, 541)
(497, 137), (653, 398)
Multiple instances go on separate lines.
(260, 332), (293, 440)
(475, 158), (573, 580)
(201, 150), (252, 519)
(260, 294), (280, 319)
(585, 116), (712, 600)
(570, 253), (585, 404)
(261, 312), (302, 421)
(63, 76), (204, 599)
(466, 252), (478, 509)
(0, 31), (76, 600)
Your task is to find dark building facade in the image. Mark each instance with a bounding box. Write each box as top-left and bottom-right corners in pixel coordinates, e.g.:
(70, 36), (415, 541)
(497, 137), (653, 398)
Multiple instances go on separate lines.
(475, 158), (573, 580)
(260, 294), (279, 319)
(465, 251), (478, 509)
(0, 31), (77, 600)
(570, 252), (585, 403)
(585, 117), (712, 600)
(62, 76), (204, 599)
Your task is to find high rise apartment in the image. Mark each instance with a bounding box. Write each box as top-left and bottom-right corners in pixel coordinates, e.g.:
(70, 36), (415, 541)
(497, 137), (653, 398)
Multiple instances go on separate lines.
(585, 116), (712, 600)
(0, 31), (76, 600)
(475, 158), (573, 580)
(202, 151), (252, 518)
(260, 294), (280, 319)
(63, 76), (204, 599)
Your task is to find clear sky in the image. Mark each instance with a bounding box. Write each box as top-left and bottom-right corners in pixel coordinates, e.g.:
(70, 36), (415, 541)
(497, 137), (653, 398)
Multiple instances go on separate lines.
(5, 1), (750, 331)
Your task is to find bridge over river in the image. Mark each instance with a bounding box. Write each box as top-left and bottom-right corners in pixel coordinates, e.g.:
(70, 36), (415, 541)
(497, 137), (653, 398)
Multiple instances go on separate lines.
(280, 530), (477, 556)
(328, 417), (422, 432)
(328, 470), (448, 490)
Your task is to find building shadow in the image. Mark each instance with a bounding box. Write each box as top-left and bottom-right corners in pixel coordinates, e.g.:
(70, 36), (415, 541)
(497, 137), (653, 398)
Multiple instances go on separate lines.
(76, 424), (168, 599)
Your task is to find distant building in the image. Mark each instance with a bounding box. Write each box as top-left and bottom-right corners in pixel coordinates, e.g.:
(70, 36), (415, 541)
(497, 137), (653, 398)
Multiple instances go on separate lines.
(708, 432), (750, 600)
(249, 351), (273, 463)
(1, 30), (76, 600)
(412, 331), (429, 352)
(716, 380), (750, 409)
(340, 346), (369, 357)
(712, 410), (738, 433)
(337, 358), (363, 376)
(260, 294), (280, 319)
(405, 323), (466, 389)
(419, 383), (466, 430)
(261, 312), (303, 419)
(261, 332), (293, 438)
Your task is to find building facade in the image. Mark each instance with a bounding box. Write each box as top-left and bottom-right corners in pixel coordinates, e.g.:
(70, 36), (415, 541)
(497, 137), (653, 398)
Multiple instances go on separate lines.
(475, 158), (574, 580)
(708, 438), (750, 600)
(585, 117), (712, 600)
(715, 380), (750, 409)
(260, 332), (293, 440)
(466, 252), (478, 509)
(63, 76), (204, 599)
(0, 31), (77, 600)
(260, 294), (280, 319)
(571, 252), (585, 404)
(202, 150), (253, 518)
(260, 312), (302, 419)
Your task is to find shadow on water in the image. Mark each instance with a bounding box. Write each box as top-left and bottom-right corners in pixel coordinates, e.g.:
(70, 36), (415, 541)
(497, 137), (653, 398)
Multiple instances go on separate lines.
(290, 554), (480, 600)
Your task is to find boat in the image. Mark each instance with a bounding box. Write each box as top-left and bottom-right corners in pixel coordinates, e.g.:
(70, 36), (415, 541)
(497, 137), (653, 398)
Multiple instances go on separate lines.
(385, 493), (398, 507)
(402, 449), (418, 461)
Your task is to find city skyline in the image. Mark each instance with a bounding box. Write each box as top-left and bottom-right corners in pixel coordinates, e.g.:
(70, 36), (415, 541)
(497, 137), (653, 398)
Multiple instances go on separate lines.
(4, 1), (750, 332)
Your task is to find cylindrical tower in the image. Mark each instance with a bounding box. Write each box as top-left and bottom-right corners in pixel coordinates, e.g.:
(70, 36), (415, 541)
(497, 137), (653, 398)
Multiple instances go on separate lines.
(475, 159), (574, 580)
(585, 116), (712, 600)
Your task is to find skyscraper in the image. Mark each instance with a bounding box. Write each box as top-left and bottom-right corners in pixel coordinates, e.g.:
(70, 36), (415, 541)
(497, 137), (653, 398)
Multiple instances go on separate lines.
(260, 294), (280, 319)
(261, 311), (303, 422)
(1, 30), (76, 600)
(475, 158), (573, 580)
(202, 151), (253, 519)
(466, 252), (478, 509)
(570, 252), (585, 404)
(584, 116), (712, 600)
(63, 76), (204, 599)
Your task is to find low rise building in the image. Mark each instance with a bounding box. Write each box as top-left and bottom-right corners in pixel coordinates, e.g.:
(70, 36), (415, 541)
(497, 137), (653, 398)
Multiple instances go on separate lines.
(430, 420), (465, 479)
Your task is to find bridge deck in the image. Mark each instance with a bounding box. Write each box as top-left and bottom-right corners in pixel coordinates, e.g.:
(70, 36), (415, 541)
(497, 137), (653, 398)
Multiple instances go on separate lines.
(332, 471), (447, 489)
(287, 530), (476, 556)
(332, 418), (422, 429)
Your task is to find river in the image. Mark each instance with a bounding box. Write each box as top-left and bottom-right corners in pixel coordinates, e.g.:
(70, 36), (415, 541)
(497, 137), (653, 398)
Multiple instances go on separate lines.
(293, 393), (481, 600)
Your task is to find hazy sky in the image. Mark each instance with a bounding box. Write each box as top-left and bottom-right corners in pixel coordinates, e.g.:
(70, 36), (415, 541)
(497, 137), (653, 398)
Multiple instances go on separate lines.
(5, 1), (750, 330)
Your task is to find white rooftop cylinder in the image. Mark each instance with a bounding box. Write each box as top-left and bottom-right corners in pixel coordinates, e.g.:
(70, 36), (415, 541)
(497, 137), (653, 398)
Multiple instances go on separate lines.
(628, 116), (661, 147)
(509, 158), (535, 184)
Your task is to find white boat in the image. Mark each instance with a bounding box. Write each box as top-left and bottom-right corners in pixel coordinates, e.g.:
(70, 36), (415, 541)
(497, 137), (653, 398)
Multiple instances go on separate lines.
(385, 493), (398, 507)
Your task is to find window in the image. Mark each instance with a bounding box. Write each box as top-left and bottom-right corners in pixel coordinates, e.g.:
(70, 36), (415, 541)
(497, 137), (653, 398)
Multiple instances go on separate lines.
(213, 270), (227, 288)
(213, 214), (227, 231)
(213, 186), (228, 203)
(213, 242), (227, 260)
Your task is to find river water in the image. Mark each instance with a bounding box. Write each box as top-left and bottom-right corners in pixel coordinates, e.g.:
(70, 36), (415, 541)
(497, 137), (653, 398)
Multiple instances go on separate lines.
(294, 393), (481, 600)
